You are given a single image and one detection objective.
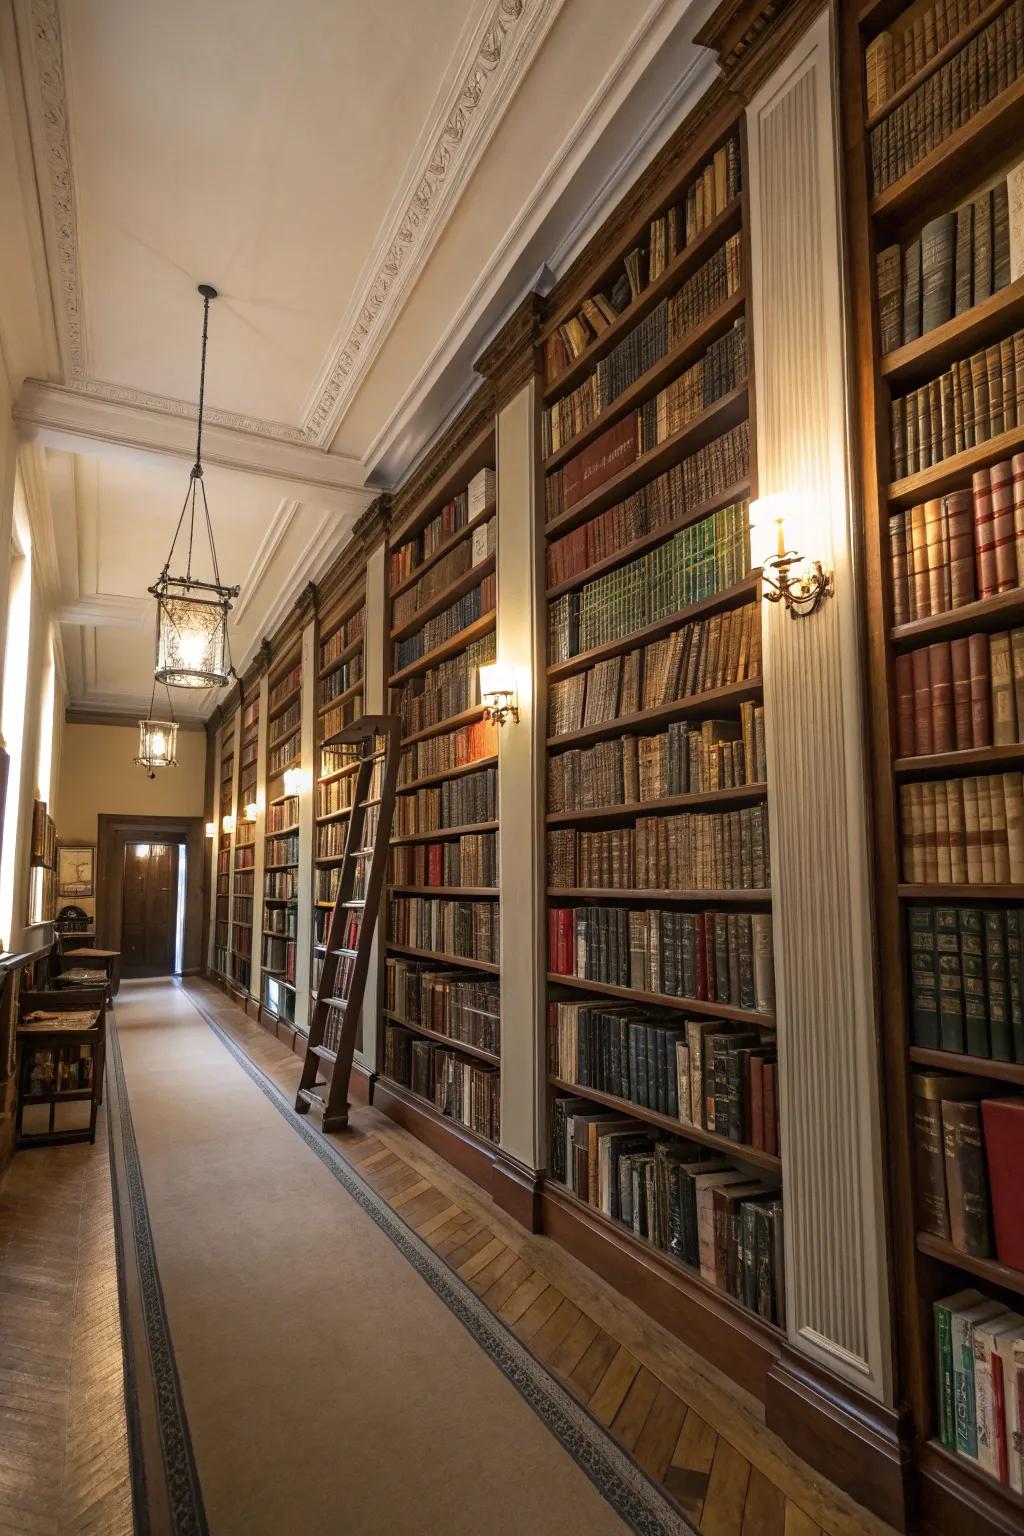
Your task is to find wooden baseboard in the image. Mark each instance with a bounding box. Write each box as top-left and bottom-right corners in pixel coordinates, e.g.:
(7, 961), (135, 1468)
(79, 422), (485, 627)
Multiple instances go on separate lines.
(917, 1439), (1024, 1536)
(765, 1350), (912, 1531)
(490, 1151), (542, 1232)
(371, 1075), (497, 1195)
(349, 1061), (374, 1108)
(539, 1177), (780, 1403)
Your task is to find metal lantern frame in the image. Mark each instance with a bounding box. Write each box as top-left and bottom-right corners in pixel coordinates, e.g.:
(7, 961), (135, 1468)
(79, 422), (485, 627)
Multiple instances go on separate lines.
(135, 678), (179, 777)
(150, 284), (239, 690)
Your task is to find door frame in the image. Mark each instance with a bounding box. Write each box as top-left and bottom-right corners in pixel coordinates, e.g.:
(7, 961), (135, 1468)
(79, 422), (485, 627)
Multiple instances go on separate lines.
(119, 839), (180, 980)
(96, 814), (205, 973)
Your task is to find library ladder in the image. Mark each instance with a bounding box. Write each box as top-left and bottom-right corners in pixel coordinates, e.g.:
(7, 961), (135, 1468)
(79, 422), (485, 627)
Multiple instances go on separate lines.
(295, 713), (401, 1131)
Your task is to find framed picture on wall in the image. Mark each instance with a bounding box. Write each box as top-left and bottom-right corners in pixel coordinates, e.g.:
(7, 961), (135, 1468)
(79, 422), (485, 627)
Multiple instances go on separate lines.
(57, 845), (95, 898)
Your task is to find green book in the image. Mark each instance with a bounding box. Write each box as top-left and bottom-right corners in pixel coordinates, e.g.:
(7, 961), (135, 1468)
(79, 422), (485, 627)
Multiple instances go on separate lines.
(958, 908), (989, 1059)
(935, 907), (965, 1054)
(983, 910), (1013, 1061)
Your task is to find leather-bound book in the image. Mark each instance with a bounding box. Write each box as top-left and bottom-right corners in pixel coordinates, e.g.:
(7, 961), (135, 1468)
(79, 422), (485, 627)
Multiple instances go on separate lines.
(973, 467), (997, 599)
(913, 1073), (983, 1238)
(895, 652), (916, 756)
(562, 414), (638, 511)
(990, 630), (1018, 745)
(890, 511), (910, 625)
(941, 1097), (993, 1257)
(1013, 452), (1024, 586)
(925, 496), (950, 613)
(1003, 770), (1024, 884)
(968, 630), (992, 747)
(910, 501), (930, 617)
(945, 490), (975, 608)
(950, 636), (973, 750)
(876, 242), (902, 353)
(954, 201), (974, 316)
(981, 1096), (1024, 1271)
(928, 642), (955, 752)
(911, 645), (934, 755)
(991, 459), (1018, 592)
(962, 776), (982, 884)
(946, 779), (967, 883)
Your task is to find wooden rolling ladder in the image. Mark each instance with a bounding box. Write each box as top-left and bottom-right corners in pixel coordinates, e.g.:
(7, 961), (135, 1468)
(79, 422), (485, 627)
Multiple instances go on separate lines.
(296, 714), (401, 1132)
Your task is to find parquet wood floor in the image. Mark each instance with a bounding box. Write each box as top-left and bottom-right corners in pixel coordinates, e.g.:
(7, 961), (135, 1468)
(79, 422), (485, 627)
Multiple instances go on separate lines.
(0, 1112), (133, 1536)
(188, 980), (897, 1536)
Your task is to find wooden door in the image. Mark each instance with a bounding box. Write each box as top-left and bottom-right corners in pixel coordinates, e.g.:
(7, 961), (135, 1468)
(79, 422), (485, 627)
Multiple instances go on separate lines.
(121, 842), (179, 978)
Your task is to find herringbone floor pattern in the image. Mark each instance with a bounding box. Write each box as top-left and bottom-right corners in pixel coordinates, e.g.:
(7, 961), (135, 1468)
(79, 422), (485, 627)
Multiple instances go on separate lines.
(0, 1116), (133, 1536)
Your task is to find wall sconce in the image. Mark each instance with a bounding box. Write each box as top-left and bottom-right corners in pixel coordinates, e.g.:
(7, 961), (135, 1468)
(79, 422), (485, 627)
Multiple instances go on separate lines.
(244, 802), (258, 822)
(749, 493), (833, 619)
(282, 766), (307, 796)
(205, 821), (216, 838)
(479, 663), (519, 726)
(221, 813), (235, 835)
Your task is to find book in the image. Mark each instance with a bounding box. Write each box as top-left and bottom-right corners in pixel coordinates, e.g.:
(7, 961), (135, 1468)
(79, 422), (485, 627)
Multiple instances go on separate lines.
(981, 1096), (1024, 1269)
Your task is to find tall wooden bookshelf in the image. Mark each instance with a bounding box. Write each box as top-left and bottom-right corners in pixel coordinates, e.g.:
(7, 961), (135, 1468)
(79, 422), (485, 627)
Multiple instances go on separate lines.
(379, 406), (502, 1160)
(539, 108), (785, 1352)
(843, 0), (1024, 1528)
(262, 646), (302, 1030)
(214, 717), (235, 978)
(231, 690), (259, 998)
(312, 583), (366, 1004)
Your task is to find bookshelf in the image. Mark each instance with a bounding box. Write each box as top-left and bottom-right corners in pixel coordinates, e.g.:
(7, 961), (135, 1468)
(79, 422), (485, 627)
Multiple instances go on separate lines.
(844, 0), (1024, 1525)
(540, 108), (784, 1340)
(262, 646), (302, 1029)
(382, 412), (502, 1154)
(214, 715), (235, 979)
(312, 583), (366, 1008)
(231, 690), (259, 998)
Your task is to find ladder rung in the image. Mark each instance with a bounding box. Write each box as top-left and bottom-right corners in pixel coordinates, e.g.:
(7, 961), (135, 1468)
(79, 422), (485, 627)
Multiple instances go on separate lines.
(352, 847), (375, 857)
(320, 996), (348, 1010)
(360, 797), (382, 808)
(298, 1086), (328, 1108)
(343, 899), (366, 907)
(333, 946), (358, 957)
(310, 1044), (337, 1063)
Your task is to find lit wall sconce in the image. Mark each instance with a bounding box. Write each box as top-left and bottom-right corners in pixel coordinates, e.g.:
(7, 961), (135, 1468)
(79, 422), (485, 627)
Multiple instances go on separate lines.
(749, 492), (833, 619)
(222, 813), (235, 835)
(479, 663), (519, 726)
(205, 821), (216, 838)
(282, 766), (307, 796)
(244, 802), (258, 822)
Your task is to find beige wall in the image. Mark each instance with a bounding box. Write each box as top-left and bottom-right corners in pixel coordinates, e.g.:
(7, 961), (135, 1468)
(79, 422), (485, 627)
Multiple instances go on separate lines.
(56, 722), (207, 920)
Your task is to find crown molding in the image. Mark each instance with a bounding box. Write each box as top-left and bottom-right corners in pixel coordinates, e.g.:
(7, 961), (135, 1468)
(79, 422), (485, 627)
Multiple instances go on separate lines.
(65, 705), (206, 731)
(693, 0), (825, 100)
(474, 291), (544, 407)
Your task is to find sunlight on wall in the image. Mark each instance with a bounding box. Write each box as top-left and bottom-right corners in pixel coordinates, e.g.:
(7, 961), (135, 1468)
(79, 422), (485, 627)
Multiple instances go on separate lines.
(0, 536), (32, 948)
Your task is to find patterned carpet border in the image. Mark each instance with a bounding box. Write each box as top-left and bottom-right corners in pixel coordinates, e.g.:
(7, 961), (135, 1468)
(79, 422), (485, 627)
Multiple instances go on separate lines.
(107, 1018), (210, 1536)
(182, 983), (697, 1536)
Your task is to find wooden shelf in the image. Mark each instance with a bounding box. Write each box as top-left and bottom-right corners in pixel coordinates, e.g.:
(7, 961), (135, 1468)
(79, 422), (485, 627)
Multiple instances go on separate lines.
(894, 743), (1024, 777)
(543, 198), (744, 405)
(317, 679), (362, 716)
(390, 508), (496, 599)
(389, 885), (498, 898)
(888, 421), (1024, 509)
(402, 703), (487, 748)
(909, 1046), (1024, 1083)
(388, 420), (495, 547)
(266, 822), (299, 836)
(880, 276), (1024, 390)
(544, 289), (747, 472)
(897, 883), (1024, 899)
(546, 971), (775, 1027)
(546, 479), (751, 599)
(397, 754), (498, 794)
(870, 76), (1024, 227)
(920, 1438), (1024, 1524)
(385, 942), (499, 974)
(546, 784), (767, 825)
(388, 612), (496, 687)
(390, 554), (496, 642)
(391, 820), (498, 845)
(891, 586), (1024, 648)
(266, 683), (300, 722)
(916, 1231), (1024, 1296)
(548, 886), (771, 905)
(548, 576), (759, 681)
(544, 384), (749, 540)
(382, 1009), (500, 1065)
(548, 679), (763, 750)
(315, 806), (352, 824)
(373, 1072), (498, 1150)
(864, 0), (1014, 131)
(267, 755), (301, 782)
(547, 1075), (781, 1173)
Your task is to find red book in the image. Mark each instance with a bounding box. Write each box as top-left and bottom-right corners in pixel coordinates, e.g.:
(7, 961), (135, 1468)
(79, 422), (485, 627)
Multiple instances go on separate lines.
(928, 642), (954, 753)
(911, 645), (934, 755)
(950, 637), (973, 751)
(547, 907), (560, 971)
(763, 1062), (778, 1156)
(973, 467), (997, 599)
(968, 631), (992, 747)
(894, 652), (915, 757)
(945, 490), (976, 608)
(981, 1096), (1024, 1271)
(749, 1057), (765, 1150)
(562, 415), (638, 510)
(990, 459), (1017, 593)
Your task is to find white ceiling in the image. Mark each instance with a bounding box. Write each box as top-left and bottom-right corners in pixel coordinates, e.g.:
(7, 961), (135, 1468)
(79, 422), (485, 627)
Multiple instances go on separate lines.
(0, 0), (719, 719)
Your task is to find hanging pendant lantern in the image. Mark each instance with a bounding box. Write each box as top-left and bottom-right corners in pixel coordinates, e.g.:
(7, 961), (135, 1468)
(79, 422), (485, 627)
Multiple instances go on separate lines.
(150, 284), (239, 689)
(135, 679), (179, 777)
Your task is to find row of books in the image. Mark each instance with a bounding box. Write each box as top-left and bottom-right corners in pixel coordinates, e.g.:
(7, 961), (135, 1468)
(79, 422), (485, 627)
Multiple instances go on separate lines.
(388, 470), (495, 588)
(231, 955), (251, 991)
(317, 776), (354, 818)
(548, 1003), (778, 1151)
(398, 632), (496, 735)
(264, 871), (297, 900)
(390, 832), (498, 888)
(895, 631), (1024, 757)
(269, 700), (300, 745)
(388, 896), (500, 964)
(389, 1025), (501, 1143)
(264, 905), (296, 936)
(232, 896), (253, 923)
(548, 502), (751, 662)
(865, 0), (993, 114)
(934, 1288), (1024, 1487)
(890, 330), (1024, 480)
(899, 772), (1024, 882)
(393, 765), (497, 836)
(547, 433), (750, 597)
(266, 796), (299, 832)
(268, 730), (300, 776)
(914, 1074), (1023, 1266)
(547, 802), (770, 892)
(316, 821), (348, 859)
(543, 135), (741, 384)
(550, 1103), (784, 1323)
(385, 958), (500, 1055)
(321, 696), (360, 743)
(266, 832), (299, 867)
(268, 662), (301, 714)
(868, 2), (1024, 196)
(397, 717), (498, 786)
(877, 173), (1021, 354)
(392, 574), (495, 673)
(319, 654), (363, 707)
(547, 709), (767, 813)
(542, 234), (742, 457)
(233, 925), (252, 960)
(888, 462), (1024, 625)
(391, 517), (494, 629)
(315, 865), (342, 904)
(909, 903), (1024, 1061)
(262, 935), (296, 981)
(320, 607), (364, 671)
(242, 695), (259, 730)
(547, 602), (762, 739)
(23, 1042), (95, 1096)
(548, 906), (775, 1015)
